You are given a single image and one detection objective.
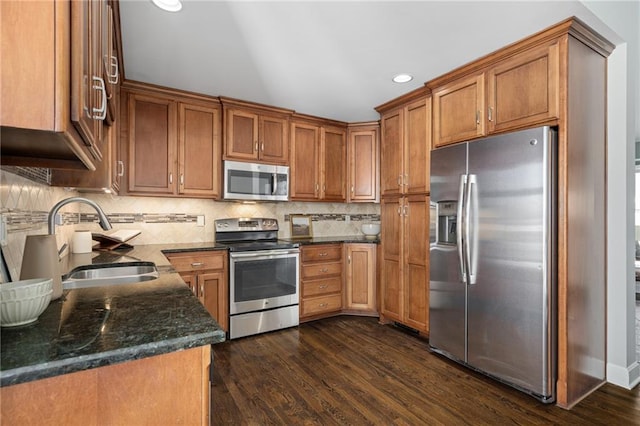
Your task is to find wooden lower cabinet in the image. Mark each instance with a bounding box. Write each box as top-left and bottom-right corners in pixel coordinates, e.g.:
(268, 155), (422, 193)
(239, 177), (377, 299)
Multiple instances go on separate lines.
(300, 244), (343, 320)
(0, 345), (211, 425)
(380, 195), (430, 334)
(166, 251), (228, 332)
(344, 243), (377, 314)
(300, 243), (378, 321)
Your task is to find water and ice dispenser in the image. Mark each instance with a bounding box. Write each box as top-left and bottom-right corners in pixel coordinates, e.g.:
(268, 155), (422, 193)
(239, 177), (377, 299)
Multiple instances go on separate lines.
(435, 201), (458, 245)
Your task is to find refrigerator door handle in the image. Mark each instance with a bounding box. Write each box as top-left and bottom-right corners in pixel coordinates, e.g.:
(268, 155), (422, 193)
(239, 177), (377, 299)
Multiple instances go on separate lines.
(466, 174), (478, 285)
(457, 174), (467, 284)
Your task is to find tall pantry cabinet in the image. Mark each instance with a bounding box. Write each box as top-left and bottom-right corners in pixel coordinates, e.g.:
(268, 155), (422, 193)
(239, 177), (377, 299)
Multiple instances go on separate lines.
(376, 88), (432, 335)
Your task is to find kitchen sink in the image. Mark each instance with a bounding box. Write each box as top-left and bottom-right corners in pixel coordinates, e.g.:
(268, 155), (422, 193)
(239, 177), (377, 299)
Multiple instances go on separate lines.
(62, 262), (159, 289)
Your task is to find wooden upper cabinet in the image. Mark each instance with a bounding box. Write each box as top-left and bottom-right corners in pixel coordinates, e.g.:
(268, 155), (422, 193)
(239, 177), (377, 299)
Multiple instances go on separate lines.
(178, 103), (221, 197)
(405, 98), (431, 195)
(127, 92), (177, 195)
(347, 123), (379, 203)
(321, 126), (347, 201)
(224, 109), (259, 160)
(380, 109), (404, 197)
(290, 118), (347, 202)
(290, 122), (321, 200)
(222, 99), (291, 165)
(379, 96), (431, 197)
(123, 82), (221, 198)
(487, 41), (559, 133)
(431, 40), (560, 148)
(432, 73), (485, 148)
(259, 115), (289, 164)
(1, 0), (118, 170)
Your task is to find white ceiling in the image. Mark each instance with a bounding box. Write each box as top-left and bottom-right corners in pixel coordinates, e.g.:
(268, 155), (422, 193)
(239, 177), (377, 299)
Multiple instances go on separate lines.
(119, 0), (627, 123)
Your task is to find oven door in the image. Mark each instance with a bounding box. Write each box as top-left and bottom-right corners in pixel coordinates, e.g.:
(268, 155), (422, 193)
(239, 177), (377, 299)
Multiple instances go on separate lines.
(229, 249), (299, 315)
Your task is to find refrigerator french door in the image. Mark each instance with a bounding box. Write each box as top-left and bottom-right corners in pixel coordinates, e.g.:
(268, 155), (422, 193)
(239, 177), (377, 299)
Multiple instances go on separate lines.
(429, 126), (557, 403)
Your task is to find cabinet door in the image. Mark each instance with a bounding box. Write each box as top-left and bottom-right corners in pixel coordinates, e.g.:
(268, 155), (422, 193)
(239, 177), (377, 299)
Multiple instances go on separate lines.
(380, 109), (403, 197)
(403, 195), (430, 333)
(348, 126), (379, 202)
(199, 271), (228, 332)
(290, 122), (320, 200)
(405, 97), (431, 194)
(380, 197), (403, 322)
(487, 42), (559, 133)
(259, 115), (289, 164)
(225, 109), (258, 161)
(321, 126), (347, 201)
(71, 0), (104, 158)
(345, 244), (376, 312)
(127, 92), (177, 194)
(178, 102), (221, 198)
(433, 74), (485, 148)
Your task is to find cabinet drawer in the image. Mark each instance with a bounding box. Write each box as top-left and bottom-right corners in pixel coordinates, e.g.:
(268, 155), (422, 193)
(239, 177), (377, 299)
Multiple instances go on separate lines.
(302, 276), (342, 298)
(166, 252), (225, 273)
(301, 294), (342, 317)
(301, 245), (342, 262)
(301, 261), (342, 280)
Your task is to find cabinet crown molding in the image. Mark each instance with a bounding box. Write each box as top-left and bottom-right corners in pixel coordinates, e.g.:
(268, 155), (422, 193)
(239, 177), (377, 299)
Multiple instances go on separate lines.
(374, 86), (430, 114)
(425, 16), (614, 90)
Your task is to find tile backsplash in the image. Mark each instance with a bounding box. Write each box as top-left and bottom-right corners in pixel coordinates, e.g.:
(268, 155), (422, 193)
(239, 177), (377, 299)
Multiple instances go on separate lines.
(1, 168), (379, 282)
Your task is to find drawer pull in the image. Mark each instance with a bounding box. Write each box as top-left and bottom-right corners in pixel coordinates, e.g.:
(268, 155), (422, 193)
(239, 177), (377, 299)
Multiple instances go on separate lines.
(319, 303), (328, 308)
(318, 284), (328, 289)
(318, 252), (328, 257)
(191, 262), (204, 267)
(320, 268), (328, 273)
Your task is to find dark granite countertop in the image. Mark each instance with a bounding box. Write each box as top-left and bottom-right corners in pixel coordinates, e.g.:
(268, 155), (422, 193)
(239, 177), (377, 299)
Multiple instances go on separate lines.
(0, 242), (227, 388)
(283, 236), (380, 245)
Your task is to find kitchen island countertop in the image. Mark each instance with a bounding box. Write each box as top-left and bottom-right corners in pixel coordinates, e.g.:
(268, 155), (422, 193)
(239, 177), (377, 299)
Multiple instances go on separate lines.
(0, 242), (228, 388)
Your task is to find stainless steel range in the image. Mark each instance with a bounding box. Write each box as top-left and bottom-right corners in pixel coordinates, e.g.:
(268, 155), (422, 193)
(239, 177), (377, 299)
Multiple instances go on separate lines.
(215, 218), (300, 339)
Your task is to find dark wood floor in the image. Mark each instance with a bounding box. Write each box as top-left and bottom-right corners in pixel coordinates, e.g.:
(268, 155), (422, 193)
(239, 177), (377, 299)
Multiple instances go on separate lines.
(211, 316), (640, 425)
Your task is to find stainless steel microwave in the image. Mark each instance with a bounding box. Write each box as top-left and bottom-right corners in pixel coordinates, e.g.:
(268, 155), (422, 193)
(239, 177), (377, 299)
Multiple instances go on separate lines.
(223, 160), (289, 201)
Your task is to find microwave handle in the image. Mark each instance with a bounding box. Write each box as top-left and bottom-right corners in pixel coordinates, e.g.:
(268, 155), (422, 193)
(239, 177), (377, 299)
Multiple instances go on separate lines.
(272, 173), (277, 195)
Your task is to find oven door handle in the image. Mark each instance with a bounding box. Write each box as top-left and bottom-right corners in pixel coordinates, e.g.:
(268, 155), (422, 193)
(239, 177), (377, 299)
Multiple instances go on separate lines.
(230, 249), (300, 259)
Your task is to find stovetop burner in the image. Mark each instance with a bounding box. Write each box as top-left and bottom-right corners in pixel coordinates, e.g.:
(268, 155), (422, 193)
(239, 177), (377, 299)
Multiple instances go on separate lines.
(214, 218), (298, 252)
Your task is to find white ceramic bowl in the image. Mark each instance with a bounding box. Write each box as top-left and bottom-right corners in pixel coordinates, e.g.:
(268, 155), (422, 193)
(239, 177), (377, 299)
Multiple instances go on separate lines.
(1, 278), (53, 327)
(361, 223), (381, 237)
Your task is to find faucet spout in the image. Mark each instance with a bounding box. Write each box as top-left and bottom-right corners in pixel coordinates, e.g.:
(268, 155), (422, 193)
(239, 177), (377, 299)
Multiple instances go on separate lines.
(48, 197), (112, 235)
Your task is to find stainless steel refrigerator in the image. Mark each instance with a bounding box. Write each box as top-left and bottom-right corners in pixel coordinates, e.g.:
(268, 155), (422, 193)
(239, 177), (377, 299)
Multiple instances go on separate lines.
(429, 126), (556, 403)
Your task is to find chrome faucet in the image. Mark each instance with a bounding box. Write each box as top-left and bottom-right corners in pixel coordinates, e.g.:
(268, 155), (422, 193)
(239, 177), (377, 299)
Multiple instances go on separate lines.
(48, 197), (112, 235)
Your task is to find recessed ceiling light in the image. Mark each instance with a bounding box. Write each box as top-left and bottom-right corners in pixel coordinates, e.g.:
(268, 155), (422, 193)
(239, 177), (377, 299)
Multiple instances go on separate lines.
(152, 0), (182, 12)
(392, 74), (413, 83)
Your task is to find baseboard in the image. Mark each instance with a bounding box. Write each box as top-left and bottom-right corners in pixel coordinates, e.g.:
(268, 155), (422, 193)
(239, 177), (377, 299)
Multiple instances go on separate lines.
(606, 359), (640, 389)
